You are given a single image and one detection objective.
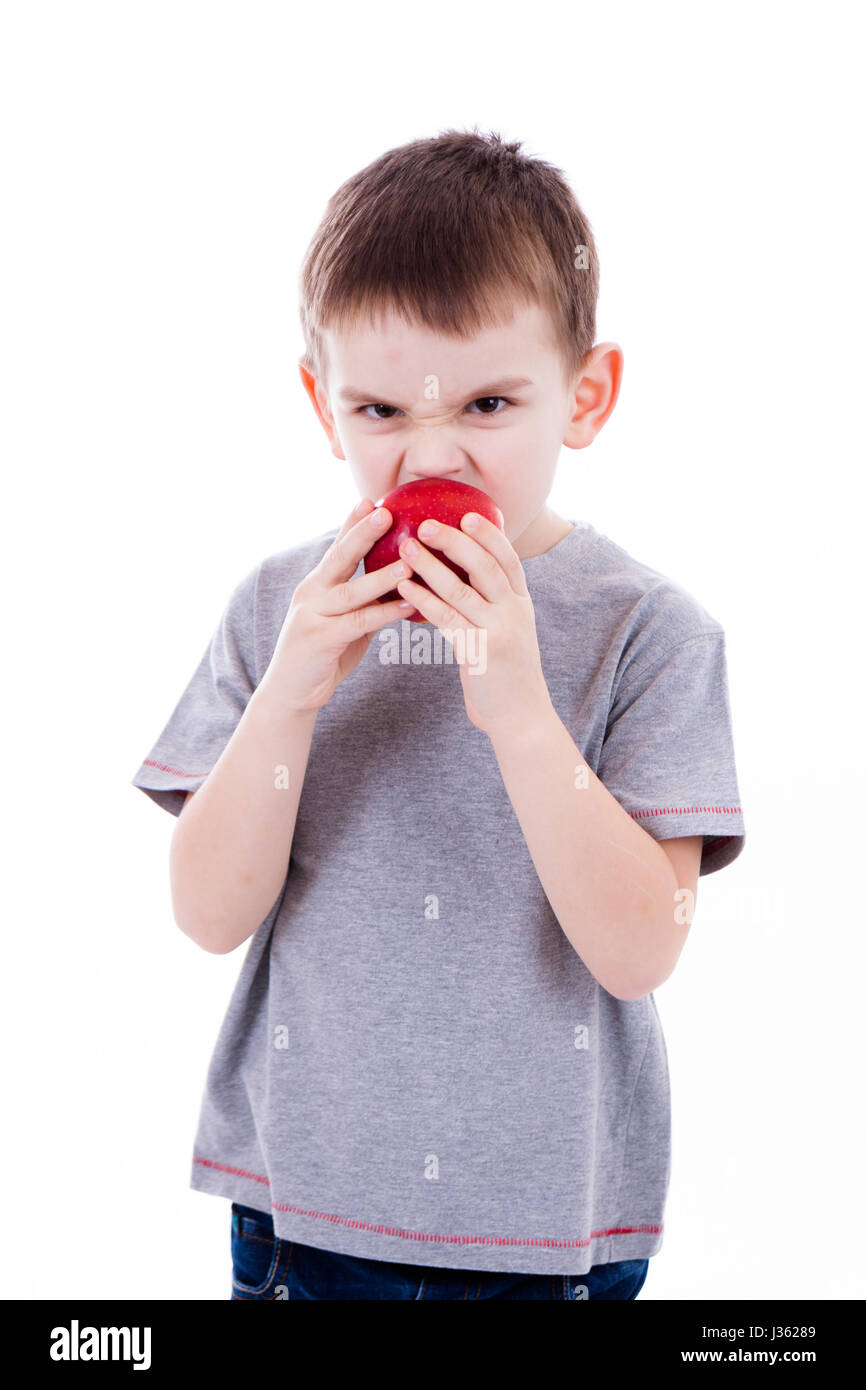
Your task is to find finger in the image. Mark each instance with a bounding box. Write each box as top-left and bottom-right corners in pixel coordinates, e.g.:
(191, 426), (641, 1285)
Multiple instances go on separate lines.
(318, 503), (393, 585)
(396, 575), (478, 636)
(397, 536), (487, 622)
(319, 556), (413, 616)
(411, 520), (512, 605)
(337, 594), (414, 641)
(458, 512), (529, 596)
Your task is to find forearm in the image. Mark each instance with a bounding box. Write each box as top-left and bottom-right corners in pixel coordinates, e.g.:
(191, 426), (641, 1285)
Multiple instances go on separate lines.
(169, 682), (318, 954)
(488, 702), (684, 1001)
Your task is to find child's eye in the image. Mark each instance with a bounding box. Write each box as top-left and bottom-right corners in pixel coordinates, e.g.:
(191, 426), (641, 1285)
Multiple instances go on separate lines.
(357, 397), (512, 421)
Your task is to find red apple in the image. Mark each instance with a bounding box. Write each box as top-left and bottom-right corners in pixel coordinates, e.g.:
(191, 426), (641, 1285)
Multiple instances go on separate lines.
(364, 479), (505, 621)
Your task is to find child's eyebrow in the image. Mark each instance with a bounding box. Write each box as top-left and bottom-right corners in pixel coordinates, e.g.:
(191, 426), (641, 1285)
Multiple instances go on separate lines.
(337, 376), (534, 406)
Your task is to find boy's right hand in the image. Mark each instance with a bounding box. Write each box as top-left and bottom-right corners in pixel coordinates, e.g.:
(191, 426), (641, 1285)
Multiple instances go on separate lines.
(259, 499), (413, 713)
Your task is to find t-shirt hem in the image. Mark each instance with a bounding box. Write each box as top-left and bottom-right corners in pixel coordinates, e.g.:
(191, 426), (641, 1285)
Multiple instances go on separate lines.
(622, 807), (745, 875)
(190, 1158), (664, 1277)
(131, 764), (211, 818)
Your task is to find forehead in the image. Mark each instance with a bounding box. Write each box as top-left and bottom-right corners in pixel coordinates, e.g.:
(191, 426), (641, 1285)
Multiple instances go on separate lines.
(322, 300), (558, 389)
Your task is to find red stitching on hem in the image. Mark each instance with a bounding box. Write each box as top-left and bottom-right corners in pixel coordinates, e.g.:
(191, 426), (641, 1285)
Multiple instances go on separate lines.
(143, 766), (741, 819)
(142, 758), (210, 779)
(630, 805), (741, 819)
(193, 1156), (662, 1250)
(196, 1157), (269, 1185)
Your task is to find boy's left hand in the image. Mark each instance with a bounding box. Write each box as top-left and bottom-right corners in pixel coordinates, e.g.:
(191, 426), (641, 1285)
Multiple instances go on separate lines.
(394, 512), (554, 741)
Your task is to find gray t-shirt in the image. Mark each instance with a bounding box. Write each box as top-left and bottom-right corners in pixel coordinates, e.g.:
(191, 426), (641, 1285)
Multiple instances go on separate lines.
(131, 518), (745, 1275)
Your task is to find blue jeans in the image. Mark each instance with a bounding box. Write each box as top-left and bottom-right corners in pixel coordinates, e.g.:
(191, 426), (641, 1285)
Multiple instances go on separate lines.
(230, 1202), (650, 1300)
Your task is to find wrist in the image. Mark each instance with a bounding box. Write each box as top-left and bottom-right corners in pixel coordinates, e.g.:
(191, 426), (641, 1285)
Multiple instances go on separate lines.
(249, 679), (321, 732)
(484, 697), (559, 753)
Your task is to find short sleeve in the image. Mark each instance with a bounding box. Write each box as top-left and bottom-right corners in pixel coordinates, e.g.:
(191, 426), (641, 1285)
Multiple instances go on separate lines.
(596, 630), (745, 875)
(130, 561), (261, 817)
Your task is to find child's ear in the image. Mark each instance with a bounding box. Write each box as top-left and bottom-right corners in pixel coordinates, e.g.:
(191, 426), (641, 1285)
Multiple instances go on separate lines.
(562, 342), (624, 451)
(298, 362), (346, 460)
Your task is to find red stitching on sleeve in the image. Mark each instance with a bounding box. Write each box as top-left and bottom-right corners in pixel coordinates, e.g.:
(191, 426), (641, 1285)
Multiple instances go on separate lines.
(630, 805), (741, 819)
(194, 1156), (661, 1251)
(142, 758), (210, 779)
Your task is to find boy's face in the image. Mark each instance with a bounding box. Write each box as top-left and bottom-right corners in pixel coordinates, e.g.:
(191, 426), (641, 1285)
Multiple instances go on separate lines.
(301, 300), (620, 560)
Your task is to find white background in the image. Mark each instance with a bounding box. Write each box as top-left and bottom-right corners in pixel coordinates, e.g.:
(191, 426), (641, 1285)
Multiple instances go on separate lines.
(2, 0), (863, 1301)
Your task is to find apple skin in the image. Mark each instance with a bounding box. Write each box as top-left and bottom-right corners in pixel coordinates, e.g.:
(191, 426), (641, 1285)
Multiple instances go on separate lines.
(364, 479), (505, 622)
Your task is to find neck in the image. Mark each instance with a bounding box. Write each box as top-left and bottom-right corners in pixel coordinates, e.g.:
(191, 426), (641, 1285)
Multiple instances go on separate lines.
(513, 507), (574, 561)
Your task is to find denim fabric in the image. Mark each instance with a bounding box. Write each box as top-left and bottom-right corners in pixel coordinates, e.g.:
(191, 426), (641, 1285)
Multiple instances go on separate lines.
(230, 1203), (649, 1300)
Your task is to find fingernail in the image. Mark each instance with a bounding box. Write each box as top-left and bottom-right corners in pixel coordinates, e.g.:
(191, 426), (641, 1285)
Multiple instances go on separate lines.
(372, 508), (389, 526)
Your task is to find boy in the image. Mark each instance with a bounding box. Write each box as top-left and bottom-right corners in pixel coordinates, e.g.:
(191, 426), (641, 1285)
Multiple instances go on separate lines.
(131, 129), (745, 1300)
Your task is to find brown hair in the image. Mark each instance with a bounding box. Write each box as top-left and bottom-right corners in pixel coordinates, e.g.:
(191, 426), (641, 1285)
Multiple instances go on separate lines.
(298, 127), (600, 394)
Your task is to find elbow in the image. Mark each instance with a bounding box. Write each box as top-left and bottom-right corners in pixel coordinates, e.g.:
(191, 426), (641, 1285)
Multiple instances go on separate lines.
(196, 928), (237, 956)
(171, 888), (257, 954)
(613, 977), (662, 1003)
(612, 903), (692, 1000)
(606, 941), (679, 1002)
(174, 908), (235, 954)
(594, 959), (654, 1002)
(605, 974), (649, 1003)
(612, 952), (680, 1002)
(169, 825), (231, 953)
